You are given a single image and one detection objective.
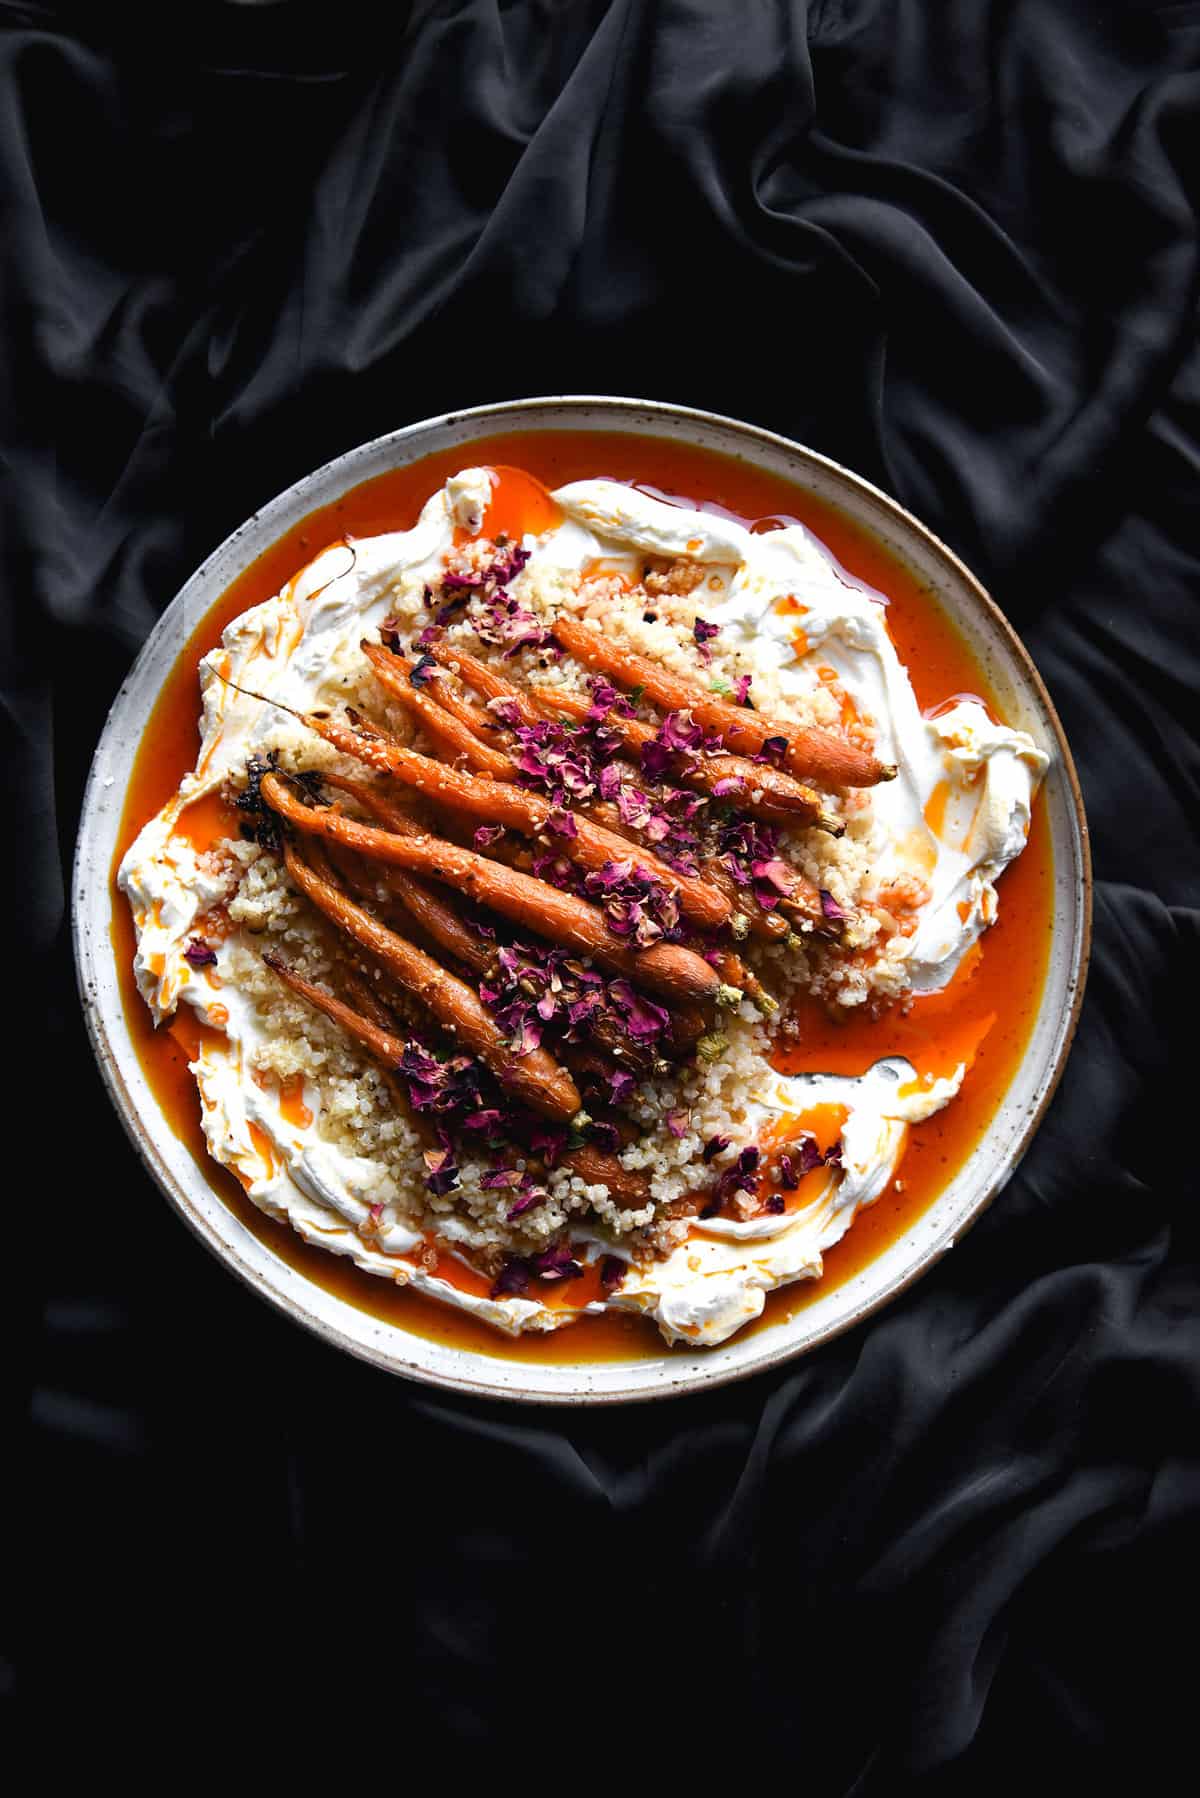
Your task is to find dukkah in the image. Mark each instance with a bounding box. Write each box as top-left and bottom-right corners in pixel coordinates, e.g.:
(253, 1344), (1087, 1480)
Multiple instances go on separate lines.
(120, 466), (1048, 1346)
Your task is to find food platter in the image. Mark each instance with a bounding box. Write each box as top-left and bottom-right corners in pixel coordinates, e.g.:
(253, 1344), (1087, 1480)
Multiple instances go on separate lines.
(73, 397), (1091, 1402)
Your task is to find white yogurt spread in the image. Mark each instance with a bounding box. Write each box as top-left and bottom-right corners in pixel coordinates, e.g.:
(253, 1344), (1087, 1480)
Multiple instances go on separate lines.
(120, 470), (1047, 1347)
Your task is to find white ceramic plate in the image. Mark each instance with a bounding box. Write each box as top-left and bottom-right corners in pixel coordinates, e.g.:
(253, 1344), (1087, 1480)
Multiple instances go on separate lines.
(73, 397), (1091, 1402)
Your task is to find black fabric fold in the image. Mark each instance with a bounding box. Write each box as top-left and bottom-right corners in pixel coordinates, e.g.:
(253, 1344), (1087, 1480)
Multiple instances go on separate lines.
(8, 1), (1199, 1780)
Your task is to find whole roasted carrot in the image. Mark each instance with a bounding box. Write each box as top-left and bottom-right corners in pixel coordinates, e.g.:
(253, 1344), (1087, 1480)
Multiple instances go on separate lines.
(263, 775), (724, 1007)
(285, 702), (731, 932)
(528, 684), (840, 831)
(281, 838), (582, 1121)
(363, 858), (493, 976)
(550, 612), (895, 789)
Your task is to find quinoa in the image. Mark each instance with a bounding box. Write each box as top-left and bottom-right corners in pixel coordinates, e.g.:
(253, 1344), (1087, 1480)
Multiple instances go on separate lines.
(200, 531), (905, 1278)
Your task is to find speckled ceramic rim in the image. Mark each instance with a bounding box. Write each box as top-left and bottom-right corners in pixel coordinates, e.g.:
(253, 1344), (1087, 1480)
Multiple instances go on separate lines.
(73, 397), (1091, 1404)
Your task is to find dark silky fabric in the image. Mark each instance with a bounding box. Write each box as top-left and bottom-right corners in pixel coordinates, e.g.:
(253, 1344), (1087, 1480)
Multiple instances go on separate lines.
(9, 0), (1199, 1778)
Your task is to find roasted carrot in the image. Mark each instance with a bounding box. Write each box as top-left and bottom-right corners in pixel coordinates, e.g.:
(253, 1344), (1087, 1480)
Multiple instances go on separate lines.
(266, 954), (646, 1207)
(561, 1145), (649, 1209)
(319, 769), (421, 837)
(550, 612), (895, 788)
(424, 673), (509, 745)
(701, 855), (791, 943)
(335, 960), (429, 1123)
(362, 641), (515, 777)
(779, 876), (843, 935)
(527, 684), (840, 832)
(263, 775), (723, 1007)
(338, 959), (403, 1032)
(263, 952), (419, 1082)
(381, 865), (491, 974)
(425, 640), (544, 726)
(712, 949), (777, 1014)
(281, 837), (582, 1120)
(288, 702), (731, 932)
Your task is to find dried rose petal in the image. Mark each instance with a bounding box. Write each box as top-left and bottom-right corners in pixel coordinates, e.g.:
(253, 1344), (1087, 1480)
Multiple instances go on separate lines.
(481, 1168), (522, 1190)
(491, 1257), (531, 1299)
(786, 1135), (824, 1180)
(533, 1241), (583, 1282)
(184, 939), (217, 968)
(586, 1120), (620, 1156)
(599, 1254), (625, 1291)
(706, 1144), (763, 1209)
(751, 857), (794, 895)
(819, 888), (846, 921)
(528, 1125), (568, 1167)
(461, 1108), (503, 1133)
(608, 1068), (635, 1106)
(423, 1145), (460, 1197)
(507, 1184), (547, 1221)
(608, 980), (672, 1041)
(586, 856), (634, 891)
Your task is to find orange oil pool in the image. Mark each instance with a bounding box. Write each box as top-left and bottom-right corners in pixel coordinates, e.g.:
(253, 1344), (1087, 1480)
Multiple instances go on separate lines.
(110, 432), (1053, 1364)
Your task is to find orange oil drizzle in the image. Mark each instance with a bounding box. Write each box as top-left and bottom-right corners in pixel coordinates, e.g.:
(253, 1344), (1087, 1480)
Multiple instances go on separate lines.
(923, 779), (952, 839)
(756, 1102), (848, 1213)
(108, 430), (1053, 1364)
(175, 789), (242, 855)
(479, 465), (564, 542)
(278, 1075), (313, 1131)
